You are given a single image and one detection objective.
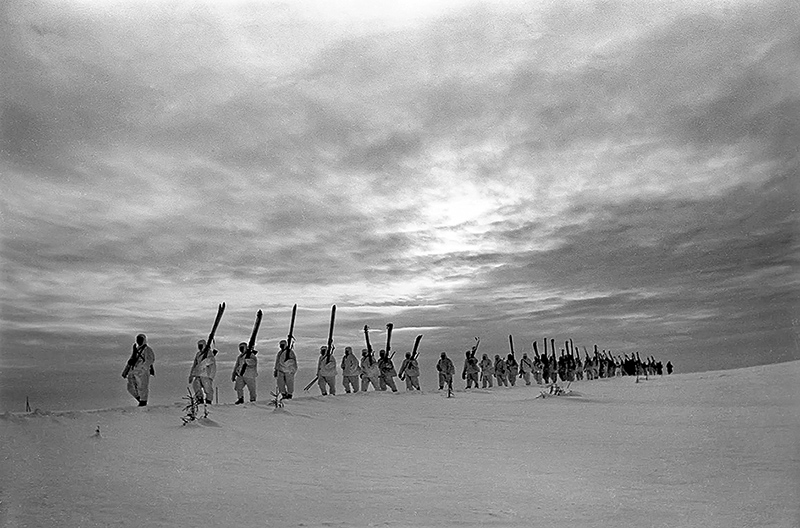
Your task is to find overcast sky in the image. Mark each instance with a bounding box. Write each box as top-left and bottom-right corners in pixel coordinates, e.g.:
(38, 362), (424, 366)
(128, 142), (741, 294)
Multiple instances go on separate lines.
(1, 0), (798, 375)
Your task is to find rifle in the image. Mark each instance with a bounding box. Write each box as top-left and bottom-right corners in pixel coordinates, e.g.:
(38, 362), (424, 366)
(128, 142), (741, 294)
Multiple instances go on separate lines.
(385, 323), (394, 359)
(532, 340), (539, 360)
(410, 334), (423, 360)
(121, 342), (145, 378)
(238, 310), (263, 377)
(509, 335), (516, 358)
(285, 304), (297, 359)
(200, 302), (226, 361)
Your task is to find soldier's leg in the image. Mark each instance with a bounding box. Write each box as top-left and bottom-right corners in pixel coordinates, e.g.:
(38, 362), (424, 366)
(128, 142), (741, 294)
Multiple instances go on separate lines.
(317, 376), (328, 395)
(326, 376), (336, 395)
(386, 376), (397, 392)
(277, 372), (287, 396)
(127, 375), (140, 401)
(234, 377), (245, 402)
(350, 376), (360, 392)
(246, 378), (257, 401)
(203, 377), (215, 402)
(285, 374), (295, 397)
(138, 373), (150, 402)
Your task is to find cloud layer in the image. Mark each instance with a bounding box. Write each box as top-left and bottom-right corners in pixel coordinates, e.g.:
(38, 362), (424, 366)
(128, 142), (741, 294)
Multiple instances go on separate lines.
(1, 0), (798, 375)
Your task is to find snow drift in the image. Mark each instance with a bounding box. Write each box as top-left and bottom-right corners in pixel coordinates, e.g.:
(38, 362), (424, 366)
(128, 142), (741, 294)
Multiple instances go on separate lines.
(1, 361), (797, 528)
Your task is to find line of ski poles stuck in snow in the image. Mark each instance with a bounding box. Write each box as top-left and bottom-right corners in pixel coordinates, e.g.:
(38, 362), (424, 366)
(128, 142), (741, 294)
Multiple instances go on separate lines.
(124, 302), (673, 408)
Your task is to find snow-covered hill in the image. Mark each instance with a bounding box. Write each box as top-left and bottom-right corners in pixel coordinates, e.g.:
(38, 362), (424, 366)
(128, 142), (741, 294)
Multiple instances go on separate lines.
(2, 361), (798, 527)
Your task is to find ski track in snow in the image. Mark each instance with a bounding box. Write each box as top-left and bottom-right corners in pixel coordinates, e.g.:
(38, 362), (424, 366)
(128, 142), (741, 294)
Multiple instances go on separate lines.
(1, 361), (798, 528)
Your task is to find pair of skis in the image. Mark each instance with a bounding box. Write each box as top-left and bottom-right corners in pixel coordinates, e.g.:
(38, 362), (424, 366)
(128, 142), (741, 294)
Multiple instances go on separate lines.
(237, 309), (263, 377)
(363, 322), (399, 359)
(238, 304), (298, 378)
(200, 302), (227, 361)
(303, 305), (337, 391)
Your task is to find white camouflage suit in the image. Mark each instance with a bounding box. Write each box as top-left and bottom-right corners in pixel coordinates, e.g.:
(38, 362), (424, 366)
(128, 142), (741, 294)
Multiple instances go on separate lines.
(124, 334), (155, 405)
(189, 340), (217, 403)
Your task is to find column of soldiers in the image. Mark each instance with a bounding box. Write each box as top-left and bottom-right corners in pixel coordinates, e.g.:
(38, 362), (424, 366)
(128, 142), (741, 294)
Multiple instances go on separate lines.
(123, 333), (672, 407)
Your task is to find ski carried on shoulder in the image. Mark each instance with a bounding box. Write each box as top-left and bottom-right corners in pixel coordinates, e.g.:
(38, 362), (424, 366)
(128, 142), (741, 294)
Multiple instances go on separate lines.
(364, 325), (375, 361)
(386, 322), (394, 359)
(470, 337), (480, 359)
(286, 304), (297, 352)
(200, 302), (226, 360)
(304, 305), (336, 391)
(410, 334), (423, 360)
(238, 310), (263, 377)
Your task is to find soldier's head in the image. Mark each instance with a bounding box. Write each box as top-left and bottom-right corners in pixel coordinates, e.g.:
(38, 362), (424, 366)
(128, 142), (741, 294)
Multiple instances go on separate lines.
(483, 354), (488, 359)
(440, 352), (447, 359)
(405, 352), (411, 359)
(320, 346), (327, 355)
(279, 340), (287, 349)
(362, 349), (368, 356)
(345, 346), (352, 355)
(197, 339), (206, 350)
(466, 351), (471, 357)
(136, 334), (147, 346)
(238, 342), (247, 353)
(523, 353), (528, 358)
(495, 354), (500, 360)
(379, 349), (386, 358)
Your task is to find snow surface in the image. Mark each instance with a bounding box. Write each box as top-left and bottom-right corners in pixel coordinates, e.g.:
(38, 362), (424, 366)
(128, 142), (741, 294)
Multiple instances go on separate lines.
(1, 362), (798, 528)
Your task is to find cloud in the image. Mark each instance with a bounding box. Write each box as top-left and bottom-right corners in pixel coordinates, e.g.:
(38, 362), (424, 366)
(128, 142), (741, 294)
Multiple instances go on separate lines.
(1, 0), (797, 376)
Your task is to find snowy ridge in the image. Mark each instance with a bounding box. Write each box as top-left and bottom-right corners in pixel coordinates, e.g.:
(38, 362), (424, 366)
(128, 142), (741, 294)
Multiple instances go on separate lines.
(1, 361), (798, 528)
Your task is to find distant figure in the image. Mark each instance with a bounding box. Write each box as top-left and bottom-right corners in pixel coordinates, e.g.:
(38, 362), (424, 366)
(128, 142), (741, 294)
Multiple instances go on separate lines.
(436, 352), (455, 390)
(317, 346), (338, 396)
(494, 355), (508, 387)
(340, 346), (361, 393)
(506, 354), (519, 386)
(360, 349), (381, 391)
(378, 350), (398, 392)
(479, 354), (494, 388)
(666, 361), (673, 375)
(398, 352), (421, 391)
(462, 350), (480, 389)
(122, 333), (155, 407)
(232, 342), (258, 404)
(189, 339), (217, 404)
(273, 339), (297, 399)
(519, 353), (533, 386)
